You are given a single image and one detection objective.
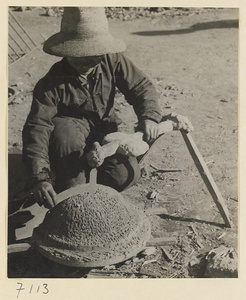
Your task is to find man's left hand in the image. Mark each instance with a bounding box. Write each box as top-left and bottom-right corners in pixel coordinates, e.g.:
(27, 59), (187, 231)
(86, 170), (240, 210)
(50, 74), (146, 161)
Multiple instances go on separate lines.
(137, 119), (161, 143)
(168, 113), (194, 132)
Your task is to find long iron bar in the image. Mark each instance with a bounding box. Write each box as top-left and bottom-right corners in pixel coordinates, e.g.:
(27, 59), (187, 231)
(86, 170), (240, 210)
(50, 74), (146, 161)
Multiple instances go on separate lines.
(181, 130), (232, 228)
(9, 11), (37, 47)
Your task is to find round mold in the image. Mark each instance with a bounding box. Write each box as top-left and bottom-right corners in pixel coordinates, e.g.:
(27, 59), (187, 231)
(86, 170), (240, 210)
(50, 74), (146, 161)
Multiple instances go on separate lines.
(33, 184), (151, 267)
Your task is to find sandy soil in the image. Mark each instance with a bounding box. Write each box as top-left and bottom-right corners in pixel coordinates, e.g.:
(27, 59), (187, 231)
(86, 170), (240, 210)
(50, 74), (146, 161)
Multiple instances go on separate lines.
(8, 7), (238, 278)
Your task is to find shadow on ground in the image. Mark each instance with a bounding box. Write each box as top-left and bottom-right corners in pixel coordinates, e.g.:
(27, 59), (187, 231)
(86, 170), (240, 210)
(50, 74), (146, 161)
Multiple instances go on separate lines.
(158, 213), (226, 228)
(132, 19), (238, 36)
(8, 247), (92, 278)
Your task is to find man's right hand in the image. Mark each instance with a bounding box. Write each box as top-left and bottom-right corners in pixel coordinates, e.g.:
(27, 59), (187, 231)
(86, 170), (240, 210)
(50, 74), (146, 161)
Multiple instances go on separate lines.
(33, 181), (58, 208)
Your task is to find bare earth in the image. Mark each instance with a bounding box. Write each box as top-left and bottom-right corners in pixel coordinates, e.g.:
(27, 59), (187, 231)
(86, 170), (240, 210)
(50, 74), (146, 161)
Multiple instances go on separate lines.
(8, 7), (238, 278)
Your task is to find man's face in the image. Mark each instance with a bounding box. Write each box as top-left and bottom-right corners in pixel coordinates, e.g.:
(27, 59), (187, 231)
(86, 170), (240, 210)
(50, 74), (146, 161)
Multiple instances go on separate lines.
(67, 56), (104, 75)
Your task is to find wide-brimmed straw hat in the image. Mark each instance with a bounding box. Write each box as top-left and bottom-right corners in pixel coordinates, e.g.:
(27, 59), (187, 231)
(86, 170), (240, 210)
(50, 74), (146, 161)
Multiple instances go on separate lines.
(43, 7), (126, 57)
(33, 183), (151, 267)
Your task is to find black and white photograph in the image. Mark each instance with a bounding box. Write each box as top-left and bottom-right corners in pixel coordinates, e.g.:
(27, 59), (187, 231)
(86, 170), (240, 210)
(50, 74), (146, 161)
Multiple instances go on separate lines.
(5, 2), (242, 295)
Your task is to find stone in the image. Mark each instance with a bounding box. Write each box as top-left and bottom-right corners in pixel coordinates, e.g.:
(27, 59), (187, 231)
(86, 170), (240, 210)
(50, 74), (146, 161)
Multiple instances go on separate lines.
(204, 246), (238, 278)
(33, 184), (151, 268)
(188, 252), (208, 278)
(141, 247), (157, 256)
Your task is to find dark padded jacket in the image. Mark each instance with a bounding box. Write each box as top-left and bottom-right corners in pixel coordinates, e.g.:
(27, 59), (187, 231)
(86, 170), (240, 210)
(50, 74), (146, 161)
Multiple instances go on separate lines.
(22, 52), (162, 181)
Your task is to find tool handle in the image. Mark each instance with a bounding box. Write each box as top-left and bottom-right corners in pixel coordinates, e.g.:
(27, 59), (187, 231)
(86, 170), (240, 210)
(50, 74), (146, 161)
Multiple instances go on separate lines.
(89, 168), (98, 184)
(181, 130), (232, 228)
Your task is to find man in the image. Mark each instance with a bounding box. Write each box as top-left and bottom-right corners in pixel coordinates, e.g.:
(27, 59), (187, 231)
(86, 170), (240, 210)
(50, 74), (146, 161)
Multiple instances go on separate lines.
(23, 7), (193, 208)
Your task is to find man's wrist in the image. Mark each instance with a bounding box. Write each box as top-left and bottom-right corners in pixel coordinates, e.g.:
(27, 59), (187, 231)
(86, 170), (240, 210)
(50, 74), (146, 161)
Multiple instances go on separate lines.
(139, 117), (159, 124)
(29, 170), (53, 187)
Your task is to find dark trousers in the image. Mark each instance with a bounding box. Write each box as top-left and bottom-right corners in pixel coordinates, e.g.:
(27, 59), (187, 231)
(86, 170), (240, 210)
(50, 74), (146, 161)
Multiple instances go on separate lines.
(48, 116), (140, 193)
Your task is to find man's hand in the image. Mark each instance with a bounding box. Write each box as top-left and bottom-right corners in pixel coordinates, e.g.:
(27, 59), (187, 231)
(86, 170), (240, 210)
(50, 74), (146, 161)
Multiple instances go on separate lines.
(168, 113), (194, 132)
(137, 119), (161, 143)
(33, 181), (58, 208)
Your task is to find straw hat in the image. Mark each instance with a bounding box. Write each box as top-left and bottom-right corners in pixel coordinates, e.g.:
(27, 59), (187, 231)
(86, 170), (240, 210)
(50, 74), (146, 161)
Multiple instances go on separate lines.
(43, 7), (126, 57)
(33, 184), (151, 267)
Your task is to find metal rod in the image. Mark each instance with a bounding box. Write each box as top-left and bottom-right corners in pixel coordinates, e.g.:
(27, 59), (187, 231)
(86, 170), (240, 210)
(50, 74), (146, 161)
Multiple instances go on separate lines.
(181, 130), (232, 228)
(9, 11), (37, 47)
(8, 21), (32, 51)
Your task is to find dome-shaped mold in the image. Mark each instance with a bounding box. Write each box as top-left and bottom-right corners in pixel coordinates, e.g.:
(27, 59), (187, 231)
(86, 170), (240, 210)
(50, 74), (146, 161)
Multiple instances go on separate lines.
(33, 184), (151, 267)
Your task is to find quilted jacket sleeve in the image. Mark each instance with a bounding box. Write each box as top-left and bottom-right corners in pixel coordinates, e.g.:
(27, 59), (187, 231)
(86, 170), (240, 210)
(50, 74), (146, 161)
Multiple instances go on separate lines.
(114, 53), (162, 123)
(22, 77), (58, 183)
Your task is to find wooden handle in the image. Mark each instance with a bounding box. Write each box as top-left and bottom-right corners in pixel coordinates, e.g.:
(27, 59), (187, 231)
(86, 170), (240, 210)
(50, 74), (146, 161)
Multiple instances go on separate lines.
(89, 168), (97, 184)
(181, 130), (232, 228)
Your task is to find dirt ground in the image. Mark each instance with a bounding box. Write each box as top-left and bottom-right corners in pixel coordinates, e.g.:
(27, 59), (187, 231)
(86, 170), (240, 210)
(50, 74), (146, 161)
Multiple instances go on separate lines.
(8, 7), (238, 278)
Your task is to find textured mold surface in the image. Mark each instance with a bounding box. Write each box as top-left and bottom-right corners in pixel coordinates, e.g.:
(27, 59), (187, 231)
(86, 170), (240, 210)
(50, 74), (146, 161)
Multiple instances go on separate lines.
(33, 184), (151, 267)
